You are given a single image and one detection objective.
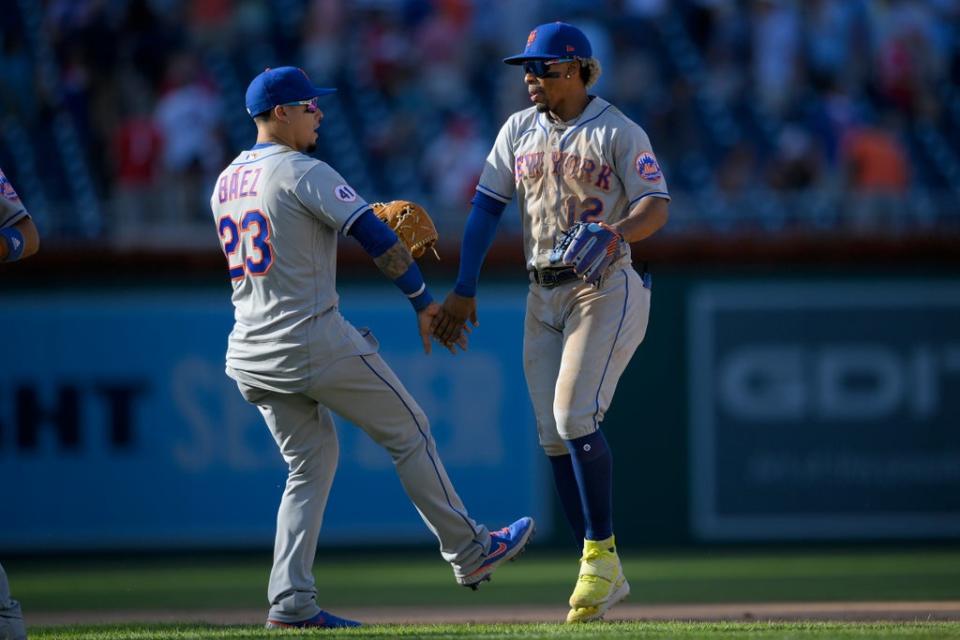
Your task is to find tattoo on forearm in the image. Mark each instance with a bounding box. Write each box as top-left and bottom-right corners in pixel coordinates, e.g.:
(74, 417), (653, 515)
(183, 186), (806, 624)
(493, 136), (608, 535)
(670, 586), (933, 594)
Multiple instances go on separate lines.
(374, 241), (414, 279)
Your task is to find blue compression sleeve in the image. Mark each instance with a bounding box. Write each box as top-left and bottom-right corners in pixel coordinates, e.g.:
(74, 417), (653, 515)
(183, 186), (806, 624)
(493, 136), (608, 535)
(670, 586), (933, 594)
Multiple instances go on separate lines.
(349, 209), (433, 311)
(394, 261), (434, 311)
(453, 191), (506, 297)
(349, 209), (397, 257)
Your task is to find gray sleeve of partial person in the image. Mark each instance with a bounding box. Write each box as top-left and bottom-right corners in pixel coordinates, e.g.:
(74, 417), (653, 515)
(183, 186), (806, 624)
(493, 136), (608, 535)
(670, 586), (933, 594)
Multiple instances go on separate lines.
(0, 172), (28, 229)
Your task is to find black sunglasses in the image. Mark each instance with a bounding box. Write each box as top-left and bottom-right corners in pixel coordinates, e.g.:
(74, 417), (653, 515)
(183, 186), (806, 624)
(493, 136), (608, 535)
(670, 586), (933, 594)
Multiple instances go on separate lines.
(523, 58), (575, 79)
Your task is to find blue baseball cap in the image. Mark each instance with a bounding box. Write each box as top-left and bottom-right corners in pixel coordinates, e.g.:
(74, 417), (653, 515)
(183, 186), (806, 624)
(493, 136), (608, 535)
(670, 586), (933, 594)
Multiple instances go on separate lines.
(503, 22), (592, 65)
(245, 66), (336, 117)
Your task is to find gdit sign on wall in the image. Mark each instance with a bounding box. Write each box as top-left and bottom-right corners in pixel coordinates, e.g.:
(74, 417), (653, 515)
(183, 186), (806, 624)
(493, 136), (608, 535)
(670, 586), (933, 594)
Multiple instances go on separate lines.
(689, 283), (960, 540)
(720, 344), (960, 422)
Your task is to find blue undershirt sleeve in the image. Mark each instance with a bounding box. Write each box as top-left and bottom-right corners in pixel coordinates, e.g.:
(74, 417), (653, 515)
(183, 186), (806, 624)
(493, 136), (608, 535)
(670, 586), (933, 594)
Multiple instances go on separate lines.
(392, 261), (434, 311)
(453, 191), (507, 297)
(349, 210), (433, 311)
(349, 209), (396, 257)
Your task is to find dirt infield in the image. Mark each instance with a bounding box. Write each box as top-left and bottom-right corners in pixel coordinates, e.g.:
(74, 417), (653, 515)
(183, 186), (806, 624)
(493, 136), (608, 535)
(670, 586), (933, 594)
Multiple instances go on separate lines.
(27, 602), (960, 626)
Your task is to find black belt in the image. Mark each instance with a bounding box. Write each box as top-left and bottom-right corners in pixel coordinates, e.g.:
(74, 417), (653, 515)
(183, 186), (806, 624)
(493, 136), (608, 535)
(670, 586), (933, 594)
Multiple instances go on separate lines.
(530, 267), (579, 288)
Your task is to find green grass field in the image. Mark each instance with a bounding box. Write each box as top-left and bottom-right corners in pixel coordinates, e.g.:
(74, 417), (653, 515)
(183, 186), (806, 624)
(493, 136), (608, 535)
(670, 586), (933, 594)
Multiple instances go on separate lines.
(10, 549), (960, 611)
(24, 622), (960, 640)
(9, 548), (960, 639)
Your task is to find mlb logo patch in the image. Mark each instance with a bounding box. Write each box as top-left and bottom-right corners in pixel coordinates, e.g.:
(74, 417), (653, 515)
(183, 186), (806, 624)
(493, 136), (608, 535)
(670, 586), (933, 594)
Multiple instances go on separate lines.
(635, 152), (662, 183)
(334, 184), (357, 202)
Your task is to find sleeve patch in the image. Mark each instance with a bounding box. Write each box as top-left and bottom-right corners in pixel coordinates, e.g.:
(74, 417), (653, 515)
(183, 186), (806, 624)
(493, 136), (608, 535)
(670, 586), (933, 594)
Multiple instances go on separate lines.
(0, 173), (20, 202)
(334, 184), (357, 202)
(635, 152), (662, 183)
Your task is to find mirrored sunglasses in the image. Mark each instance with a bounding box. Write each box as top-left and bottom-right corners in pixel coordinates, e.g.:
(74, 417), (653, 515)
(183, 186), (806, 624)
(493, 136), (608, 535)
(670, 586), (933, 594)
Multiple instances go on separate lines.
(523, 58), (575, 78)
(283, 97), (320, 113)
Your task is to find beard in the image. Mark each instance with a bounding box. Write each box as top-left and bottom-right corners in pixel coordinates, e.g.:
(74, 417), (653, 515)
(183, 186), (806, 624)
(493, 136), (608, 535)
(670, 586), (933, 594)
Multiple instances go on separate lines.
(535, 103), (549, 113)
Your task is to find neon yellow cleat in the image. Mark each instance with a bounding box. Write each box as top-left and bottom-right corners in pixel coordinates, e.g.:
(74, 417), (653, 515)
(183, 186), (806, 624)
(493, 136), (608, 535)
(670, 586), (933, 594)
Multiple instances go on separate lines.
(566, 573), (630, 622)
(568, 536), (628, 610)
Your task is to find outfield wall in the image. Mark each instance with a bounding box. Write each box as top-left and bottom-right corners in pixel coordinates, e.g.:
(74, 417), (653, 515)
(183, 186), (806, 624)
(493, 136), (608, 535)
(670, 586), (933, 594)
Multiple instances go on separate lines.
(0, 286), (548, 551)
(609, 271), (960, 545)
(1, 272), (958, 550)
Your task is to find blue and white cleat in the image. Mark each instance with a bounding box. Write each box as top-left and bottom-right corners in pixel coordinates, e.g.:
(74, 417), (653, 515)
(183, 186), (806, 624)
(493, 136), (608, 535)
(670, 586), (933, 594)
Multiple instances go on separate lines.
(458, 516), (536, 590)
(265, 609), (361, 629)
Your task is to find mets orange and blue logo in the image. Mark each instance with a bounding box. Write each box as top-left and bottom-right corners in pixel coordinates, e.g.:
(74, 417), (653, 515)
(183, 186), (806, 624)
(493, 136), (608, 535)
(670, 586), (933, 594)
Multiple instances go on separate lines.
(526, 29), (537, 48)
(635, 152), (662, 183)
(0, 171), (19, 202)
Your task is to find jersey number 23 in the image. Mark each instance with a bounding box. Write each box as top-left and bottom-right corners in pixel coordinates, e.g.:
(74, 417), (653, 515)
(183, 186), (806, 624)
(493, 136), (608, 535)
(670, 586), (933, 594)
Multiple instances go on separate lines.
(217, 209), (274, 280)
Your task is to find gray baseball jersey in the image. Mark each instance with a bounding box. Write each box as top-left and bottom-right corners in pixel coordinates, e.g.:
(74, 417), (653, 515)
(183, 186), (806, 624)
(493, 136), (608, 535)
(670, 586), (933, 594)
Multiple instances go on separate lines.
(477, 97), (668, 447)
(210, 143), (375, 393)
(476, 96), (669, 270)
(0, 169), (29, 230)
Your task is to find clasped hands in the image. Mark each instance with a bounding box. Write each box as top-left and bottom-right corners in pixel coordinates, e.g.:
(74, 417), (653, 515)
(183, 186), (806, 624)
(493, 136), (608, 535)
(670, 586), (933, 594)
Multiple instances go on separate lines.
(415, 293), (477, 355)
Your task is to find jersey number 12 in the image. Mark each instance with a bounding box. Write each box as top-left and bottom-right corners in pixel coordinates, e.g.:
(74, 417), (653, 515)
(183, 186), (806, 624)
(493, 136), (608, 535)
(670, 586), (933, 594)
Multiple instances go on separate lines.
(217, 209), (274, 280)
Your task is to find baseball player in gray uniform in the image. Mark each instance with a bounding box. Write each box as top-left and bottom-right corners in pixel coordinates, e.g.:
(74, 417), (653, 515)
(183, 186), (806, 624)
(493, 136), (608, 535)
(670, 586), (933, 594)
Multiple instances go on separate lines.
(0, 168), (40, 264)
(0, 565), (25, 640)
(434, 23), (669, 623)
(211, 67), (534, 629)
(1, 166), (39, 640)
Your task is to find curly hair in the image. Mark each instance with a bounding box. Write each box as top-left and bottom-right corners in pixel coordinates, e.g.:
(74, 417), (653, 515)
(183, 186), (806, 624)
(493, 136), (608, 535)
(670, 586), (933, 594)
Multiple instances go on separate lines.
(579, 58), (602, 89)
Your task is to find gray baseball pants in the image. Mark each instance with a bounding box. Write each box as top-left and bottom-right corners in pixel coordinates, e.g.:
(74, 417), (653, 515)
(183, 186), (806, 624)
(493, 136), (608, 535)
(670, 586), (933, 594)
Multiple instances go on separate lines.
(0, 564), (25, 640)
(523, 265), (650, 454)
(238, 350), (490, 623)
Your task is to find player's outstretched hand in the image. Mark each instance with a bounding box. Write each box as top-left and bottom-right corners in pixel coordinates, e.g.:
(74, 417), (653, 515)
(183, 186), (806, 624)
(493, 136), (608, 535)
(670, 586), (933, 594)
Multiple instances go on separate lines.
(418, 302), (469, 355)
(418, 303), (442, 354)
(434, 292), (479, 350)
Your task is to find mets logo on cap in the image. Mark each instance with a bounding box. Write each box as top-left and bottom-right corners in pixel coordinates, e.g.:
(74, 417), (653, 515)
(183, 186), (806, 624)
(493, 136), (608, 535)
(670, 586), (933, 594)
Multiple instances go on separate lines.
(526, 29), (537, 47)
(635, 151), (662, 183)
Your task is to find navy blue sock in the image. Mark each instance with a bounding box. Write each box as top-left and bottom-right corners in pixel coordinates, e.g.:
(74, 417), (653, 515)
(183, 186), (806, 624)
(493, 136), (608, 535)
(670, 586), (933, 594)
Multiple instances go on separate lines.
(548, 454), (586, 547)
(565, 430), (613, 541)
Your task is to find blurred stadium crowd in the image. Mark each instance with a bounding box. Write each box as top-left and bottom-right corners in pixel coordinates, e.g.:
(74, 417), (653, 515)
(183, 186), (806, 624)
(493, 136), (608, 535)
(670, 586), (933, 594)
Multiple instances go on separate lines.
(1, 0), (959, 248)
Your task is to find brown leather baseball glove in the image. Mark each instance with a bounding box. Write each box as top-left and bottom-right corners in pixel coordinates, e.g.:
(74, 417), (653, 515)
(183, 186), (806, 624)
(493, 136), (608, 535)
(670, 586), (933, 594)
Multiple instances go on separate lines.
(371, 200), (440, 260)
